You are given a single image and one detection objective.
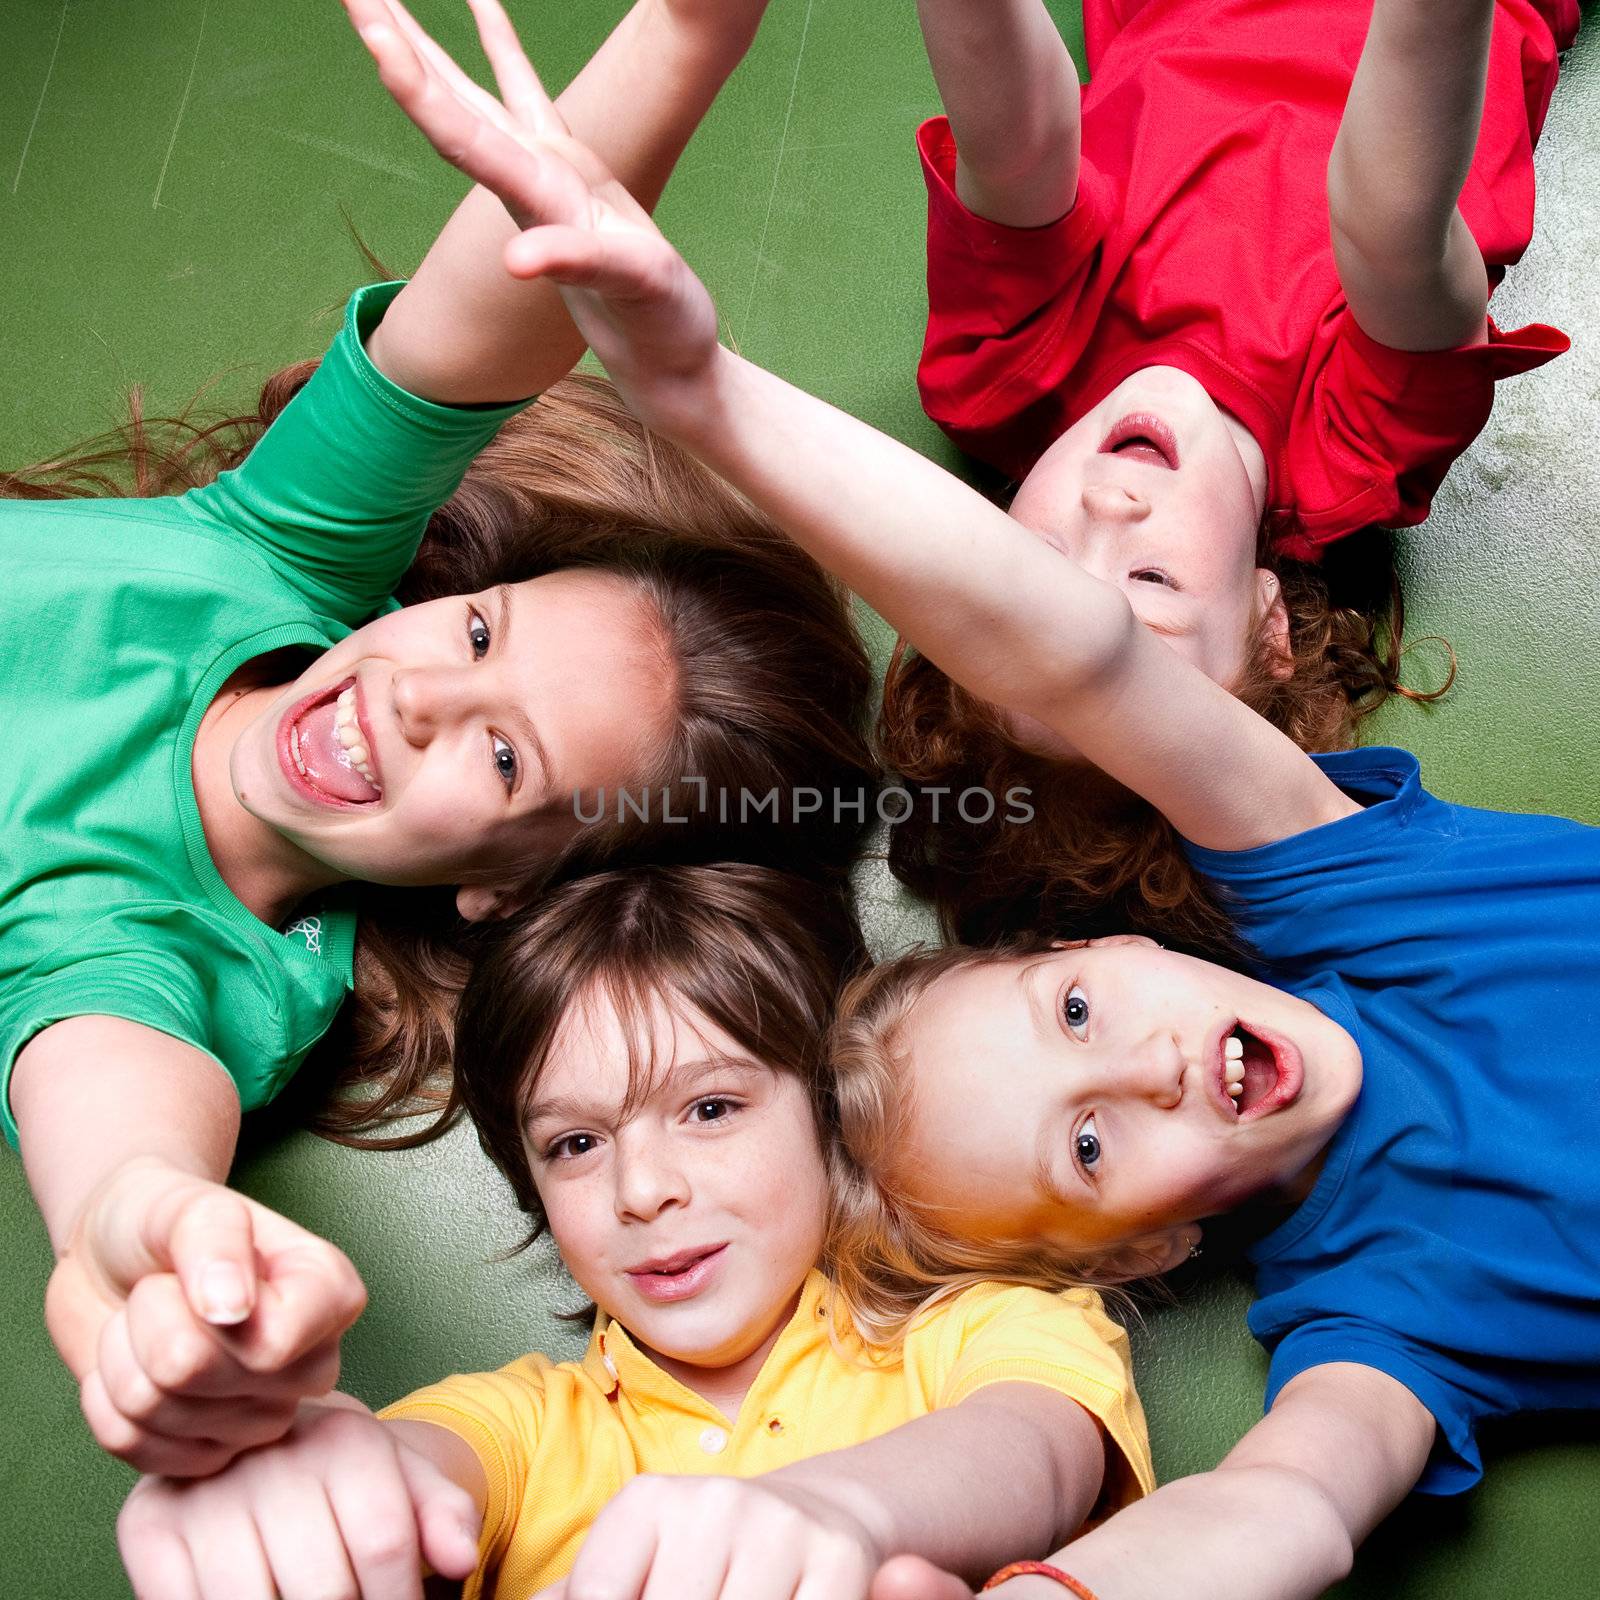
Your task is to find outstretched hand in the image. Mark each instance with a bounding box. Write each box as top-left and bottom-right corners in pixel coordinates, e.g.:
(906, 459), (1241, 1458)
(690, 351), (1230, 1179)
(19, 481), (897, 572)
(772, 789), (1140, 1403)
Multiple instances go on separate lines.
(48, 1158), (366, 1477)
(345, 0), (722, 421)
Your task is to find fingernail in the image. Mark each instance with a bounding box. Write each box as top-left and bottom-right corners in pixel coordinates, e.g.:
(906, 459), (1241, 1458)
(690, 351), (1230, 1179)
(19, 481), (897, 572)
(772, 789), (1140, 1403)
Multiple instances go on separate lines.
(200, 1262), (250, 1324)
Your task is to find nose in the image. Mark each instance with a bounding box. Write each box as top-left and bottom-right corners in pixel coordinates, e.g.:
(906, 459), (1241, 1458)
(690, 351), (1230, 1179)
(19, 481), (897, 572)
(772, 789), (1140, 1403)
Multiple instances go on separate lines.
(612, 1132), (690, 1223)
(1112, 1029), (1186, 1109)
(1081, 483), (1151, 524)
(390, 666), (479, 747)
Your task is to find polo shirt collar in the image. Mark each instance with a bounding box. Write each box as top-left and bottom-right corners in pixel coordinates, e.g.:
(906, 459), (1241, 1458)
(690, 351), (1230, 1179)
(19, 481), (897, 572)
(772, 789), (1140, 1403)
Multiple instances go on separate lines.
(578, 1268), (840, 1410)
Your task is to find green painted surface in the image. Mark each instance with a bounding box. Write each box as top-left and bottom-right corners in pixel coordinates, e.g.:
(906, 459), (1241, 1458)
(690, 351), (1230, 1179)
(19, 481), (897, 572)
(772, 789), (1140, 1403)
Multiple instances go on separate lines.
(1, 0), (1596, 1595)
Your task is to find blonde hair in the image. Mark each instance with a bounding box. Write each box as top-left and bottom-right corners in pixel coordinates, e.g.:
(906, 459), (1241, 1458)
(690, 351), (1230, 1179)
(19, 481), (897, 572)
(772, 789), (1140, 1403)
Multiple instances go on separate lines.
(825, 942), (1138, 1347)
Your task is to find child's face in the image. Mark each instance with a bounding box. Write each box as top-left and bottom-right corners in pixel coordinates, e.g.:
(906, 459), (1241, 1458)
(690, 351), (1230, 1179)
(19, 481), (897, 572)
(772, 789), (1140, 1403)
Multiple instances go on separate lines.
(1009, 366), (1279, 697)
(887, 939), (1361, 1270)
(523, 987), (831, 1384)
(230, 572), (676, 912)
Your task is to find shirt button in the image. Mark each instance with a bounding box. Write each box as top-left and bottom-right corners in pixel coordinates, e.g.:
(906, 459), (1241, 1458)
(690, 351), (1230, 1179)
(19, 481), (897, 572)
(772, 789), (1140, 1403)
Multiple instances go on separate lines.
(766, 1417), (785, 1436)
(698, 1426), (729, 1455)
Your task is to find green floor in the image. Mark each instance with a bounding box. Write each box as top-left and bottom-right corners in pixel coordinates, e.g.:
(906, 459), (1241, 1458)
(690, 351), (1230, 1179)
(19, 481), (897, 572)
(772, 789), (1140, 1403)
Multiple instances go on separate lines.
(2, 1), (1597, 1595)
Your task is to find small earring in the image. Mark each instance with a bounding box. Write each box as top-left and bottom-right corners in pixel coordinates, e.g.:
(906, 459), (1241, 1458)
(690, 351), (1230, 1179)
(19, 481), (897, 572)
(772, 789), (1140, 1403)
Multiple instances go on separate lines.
(1187, 1240), (1202, 1261)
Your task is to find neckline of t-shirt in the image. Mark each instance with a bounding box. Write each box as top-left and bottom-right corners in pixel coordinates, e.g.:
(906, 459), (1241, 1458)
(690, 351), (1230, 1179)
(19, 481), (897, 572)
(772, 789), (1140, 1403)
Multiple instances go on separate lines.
(1185, 746), (1425, 875)
(1070, 341), (1285, 511)
(1246, 981), (1366, 1263)
(174, 623), (350, 963)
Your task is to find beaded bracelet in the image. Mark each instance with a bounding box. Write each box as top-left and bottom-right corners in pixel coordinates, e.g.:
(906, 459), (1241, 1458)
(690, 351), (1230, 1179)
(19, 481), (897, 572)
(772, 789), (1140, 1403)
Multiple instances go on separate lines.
(981, 1560), (1101, 1600)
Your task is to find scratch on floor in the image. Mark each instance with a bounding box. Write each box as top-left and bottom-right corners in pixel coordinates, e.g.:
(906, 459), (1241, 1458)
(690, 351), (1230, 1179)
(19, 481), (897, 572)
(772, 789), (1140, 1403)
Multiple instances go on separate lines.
(153, 0), (211, 211)
(11, 0), (69, 196)
(738, 0), (816, 342)
(265, 125), (423, 184)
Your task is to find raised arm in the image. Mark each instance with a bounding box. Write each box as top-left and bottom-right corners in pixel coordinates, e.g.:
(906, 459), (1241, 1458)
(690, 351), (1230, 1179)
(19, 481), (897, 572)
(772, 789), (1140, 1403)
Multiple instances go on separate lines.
(351, 0), (1356, 853)
(915, 0), (1083, 227)
(353, 0), (771, 403)
(877, 1364), (1435, 1600)
(1326, 0), (1494, 352)
(554, 1383), (1106, 1600)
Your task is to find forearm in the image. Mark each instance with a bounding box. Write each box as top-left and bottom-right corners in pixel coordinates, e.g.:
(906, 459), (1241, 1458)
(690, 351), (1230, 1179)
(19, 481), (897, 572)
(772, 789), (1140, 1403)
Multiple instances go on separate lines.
(368, 0), (765, 402)
(763, 1387), (1104, 1581)
(1329, 0), (1494, 264)
(1021, 1464), (1355, 1600)
(13, 1017), (241, 1253)
(917, 0), (1081, 225)
(658, 346), (1132, 717)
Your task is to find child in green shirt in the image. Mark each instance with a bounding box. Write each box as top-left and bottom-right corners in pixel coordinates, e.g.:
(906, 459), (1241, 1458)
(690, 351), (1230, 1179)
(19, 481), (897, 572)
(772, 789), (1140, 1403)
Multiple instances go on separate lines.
(3, 0), (872, 1483)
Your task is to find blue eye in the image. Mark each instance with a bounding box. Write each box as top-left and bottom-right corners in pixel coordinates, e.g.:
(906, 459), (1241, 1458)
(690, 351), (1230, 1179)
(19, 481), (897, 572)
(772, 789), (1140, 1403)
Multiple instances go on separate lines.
(468, 609), (491, 659)
(1075, 1115), (1102, 1173)
(491, 734), (518, 791)
(1062, 985), (1090, 1039)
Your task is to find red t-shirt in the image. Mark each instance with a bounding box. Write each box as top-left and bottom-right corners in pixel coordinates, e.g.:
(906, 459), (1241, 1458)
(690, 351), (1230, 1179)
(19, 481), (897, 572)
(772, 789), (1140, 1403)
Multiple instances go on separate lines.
(918, 0), (1577, 560)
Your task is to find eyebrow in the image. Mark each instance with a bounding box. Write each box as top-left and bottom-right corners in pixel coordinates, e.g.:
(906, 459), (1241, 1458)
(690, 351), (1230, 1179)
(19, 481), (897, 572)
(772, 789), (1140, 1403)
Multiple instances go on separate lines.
(493, 583), (555, 797)
(1020, 957), (1052, 1042)
(1032, 1133), (1077, 1211)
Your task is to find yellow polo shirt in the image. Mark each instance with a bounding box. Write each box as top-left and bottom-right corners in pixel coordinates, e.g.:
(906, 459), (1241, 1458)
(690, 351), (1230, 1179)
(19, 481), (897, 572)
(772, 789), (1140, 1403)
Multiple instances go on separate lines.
(381, 1271), (1153, 1600)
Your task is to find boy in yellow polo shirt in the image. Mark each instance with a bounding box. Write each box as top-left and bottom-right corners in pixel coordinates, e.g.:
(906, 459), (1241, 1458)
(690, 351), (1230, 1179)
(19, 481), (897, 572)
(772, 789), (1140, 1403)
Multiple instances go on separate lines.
(117, 865), (1152, 1600)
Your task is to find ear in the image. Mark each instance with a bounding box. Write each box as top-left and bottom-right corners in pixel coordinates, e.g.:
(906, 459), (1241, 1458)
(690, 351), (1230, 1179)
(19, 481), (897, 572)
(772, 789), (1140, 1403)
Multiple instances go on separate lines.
(456, 882), (511, 922)
(1094, 1226), (1200, 1282)
(1253, 568), (1294, 681)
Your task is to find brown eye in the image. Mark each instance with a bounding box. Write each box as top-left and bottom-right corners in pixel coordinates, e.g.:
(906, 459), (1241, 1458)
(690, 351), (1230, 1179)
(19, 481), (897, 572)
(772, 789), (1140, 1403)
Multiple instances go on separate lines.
(1130, 568), (1176, 588)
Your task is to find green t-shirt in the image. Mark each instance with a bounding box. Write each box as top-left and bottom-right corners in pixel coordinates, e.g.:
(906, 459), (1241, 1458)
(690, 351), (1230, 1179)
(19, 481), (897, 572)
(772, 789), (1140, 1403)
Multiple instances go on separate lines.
(0, 281), (528, 1147)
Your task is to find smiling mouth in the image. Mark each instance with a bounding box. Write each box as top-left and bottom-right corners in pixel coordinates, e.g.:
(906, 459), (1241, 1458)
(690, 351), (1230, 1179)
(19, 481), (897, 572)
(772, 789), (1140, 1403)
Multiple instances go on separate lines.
(278, 679), (383, 807)
(624, 1243), (728, 1303)
(1099, 413), (1180, 470)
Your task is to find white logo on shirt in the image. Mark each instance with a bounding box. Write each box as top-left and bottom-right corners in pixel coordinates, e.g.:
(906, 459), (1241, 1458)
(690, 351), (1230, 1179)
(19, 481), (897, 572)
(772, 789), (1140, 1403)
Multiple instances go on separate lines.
(284, 915), (323, 955)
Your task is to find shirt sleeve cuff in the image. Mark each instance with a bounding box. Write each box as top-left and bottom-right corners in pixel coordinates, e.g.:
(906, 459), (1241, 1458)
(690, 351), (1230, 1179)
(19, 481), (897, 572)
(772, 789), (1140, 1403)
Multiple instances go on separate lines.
(339, 281), (539, 433)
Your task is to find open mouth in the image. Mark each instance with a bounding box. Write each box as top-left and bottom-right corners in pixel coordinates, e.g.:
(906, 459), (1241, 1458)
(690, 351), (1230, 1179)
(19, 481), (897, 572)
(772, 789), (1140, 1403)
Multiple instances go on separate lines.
(1218, 1022), (1302, 1121)
(277, 678), (383, 808)
(1099, 413), (1180, 470)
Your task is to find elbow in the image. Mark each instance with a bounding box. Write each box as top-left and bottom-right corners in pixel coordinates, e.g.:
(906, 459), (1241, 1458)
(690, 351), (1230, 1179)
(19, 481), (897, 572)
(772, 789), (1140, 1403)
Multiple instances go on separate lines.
(1014, 580), (1140, 722)
(1275, 1468), (1359, 1588)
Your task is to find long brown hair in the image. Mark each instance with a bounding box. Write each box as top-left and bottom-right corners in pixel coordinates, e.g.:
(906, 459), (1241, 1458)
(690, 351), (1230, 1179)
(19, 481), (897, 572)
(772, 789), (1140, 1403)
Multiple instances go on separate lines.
(878, 528), (1452, 958)
(5, 363), (878, 1144)
(453, 862), (868, 1245)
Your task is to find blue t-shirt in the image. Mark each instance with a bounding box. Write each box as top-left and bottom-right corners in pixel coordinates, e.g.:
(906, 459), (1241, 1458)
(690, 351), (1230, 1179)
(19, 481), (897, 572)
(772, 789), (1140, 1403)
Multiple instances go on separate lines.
(1186, 748), (1600, 1494)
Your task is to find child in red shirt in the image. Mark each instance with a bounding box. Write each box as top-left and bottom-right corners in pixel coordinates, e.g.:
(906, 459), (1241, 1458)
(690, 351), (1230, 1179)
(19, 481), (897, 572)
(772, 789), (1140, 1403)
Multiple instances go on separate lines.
(919, 0), (1574, 564)
(889, 0), (1580, 946)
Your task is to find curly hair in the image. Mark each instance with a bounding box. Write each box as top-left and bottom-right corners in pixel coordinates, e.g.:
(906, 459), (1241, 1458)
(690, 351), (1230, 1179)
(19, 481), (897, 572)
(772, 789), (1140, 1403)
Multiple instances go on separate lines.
(878, 527), (1452, 958)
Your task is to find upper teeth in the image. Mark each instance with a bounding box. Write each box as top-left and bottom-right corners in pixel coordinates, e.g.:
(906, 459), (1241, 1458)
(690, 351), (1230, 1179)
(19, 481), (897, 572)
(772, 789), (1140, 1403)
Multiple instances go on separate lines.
(1224, 1033), (1246, 1100)
(334, 686), (381, 792)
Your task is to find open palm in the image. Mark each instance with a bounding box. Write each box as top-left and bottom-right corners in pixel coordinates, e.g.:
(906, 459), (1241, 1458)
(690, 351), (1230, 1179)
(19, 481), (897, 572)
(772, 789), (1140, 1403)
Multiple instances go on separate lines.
(345, 0), (722, 410)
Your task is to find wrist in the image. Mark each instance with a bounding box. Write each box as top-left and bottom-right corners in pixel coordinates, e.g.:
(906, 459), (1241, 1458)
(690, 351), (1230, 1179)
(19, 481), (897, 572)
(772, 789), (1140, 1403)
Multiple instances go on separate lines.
(761, 1471), (892, 1570)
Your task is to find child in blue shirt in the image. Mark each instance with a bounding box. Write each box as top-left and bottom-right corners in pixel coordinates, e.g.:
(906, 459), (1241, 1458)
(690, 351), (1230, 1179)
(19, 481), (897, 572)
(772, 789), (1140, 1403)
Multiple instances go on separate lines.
(354, 8), (1598, 1593)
